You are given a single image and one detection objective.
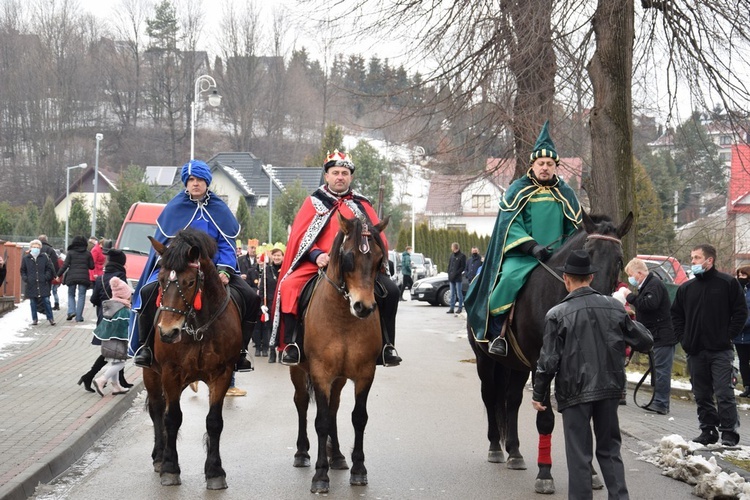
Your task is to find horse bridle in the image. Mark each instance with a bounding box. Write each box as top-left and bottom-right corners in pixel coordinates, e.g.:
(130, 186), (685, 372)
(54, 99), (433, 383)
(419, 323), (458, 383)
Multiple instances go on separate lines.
(320, 222), (386, 300)
(156, 261), (230, 341)
(536, 232), (623, 284)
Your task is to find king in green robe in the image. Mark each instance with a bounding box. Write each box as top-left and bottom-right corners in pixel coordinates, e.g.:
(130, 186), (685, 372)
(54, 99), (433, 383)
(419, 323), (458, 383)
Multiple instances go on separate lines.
(465, 121), (582, 348)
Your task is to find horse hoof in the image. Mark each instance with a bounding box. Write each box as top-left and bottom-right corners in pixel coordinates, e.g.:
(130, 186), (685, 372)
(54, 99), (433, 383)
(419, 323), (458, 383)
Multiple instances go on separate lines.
(294, 455), (311, 467)
(592, 473), (604, 490)
(534, 478), (555, 494)
(488, 450), (506, 463)
(350, 473), (368, 486)
(160, 472), (181, 486)
(153, 461), (162, 473)
(330, 457), (349, 470)
(206, 476), (228, 490)
(311, 480), (329, 493)
(506, 457), (527, 470)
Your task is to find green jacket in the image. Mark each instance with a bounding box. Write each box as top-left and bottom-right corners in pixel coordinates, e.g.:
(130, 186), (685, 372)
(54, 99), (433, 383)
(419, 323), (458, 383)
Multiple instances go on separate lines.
(465, 170), (581, 341)
(401, 251), (412, 276)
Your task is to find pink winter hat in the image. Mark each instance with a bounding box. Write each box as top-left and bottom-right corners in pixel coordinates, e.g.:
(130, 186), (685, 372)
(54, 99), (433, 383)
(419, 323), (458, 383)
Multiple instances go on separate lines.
(109, 277), (133, 301)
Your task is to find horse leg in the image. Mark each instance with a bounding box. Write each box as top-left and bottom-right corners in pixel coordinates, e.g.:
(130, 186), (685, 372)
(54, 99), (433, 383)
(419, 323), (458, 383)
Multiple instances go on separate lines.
(144, 371), (166, 473)
(311, 383), (333, 494)
(350, 377), (374, 487)
(203, 370), (232, 490)
(159, 375), (184, 486)
(290, 366), (311, 467)
(504, 369), (529, 470)
(475, 350), (506, 463)
(534, 386), (556, 494)
(327, 377), (349, 470)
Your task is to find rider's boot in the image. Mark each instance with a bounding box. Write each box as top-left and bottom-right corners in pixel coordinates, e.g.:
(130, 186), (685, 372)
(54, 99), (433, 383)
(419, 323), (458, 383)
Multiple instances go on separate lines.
(280, 313), (302, 366)
(487, 313), (508, 357)
(133, 316), (154, 368)
(382, 344), (402, 366)
(236, 321), (255, 372)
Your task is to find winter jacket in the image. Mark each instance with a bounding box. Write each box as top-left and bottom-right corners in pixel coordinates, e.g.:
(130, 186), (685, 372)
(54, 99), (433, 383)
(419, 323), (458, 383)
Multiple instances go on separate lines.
(532, 287), (653, 411)
(465, 253), (482, 282)
(90, 243), (105, 279)
(734, 285), (750, 345)
(671, 266), (748, 354)
(90, 262), (128, 325)
(21, 252), (55, 298)
(401, 251), (412, 276)
(59, 236), (94, 287)
(447, 250), (466, 282)
(625, 271), (677, 347)
(239, 254), (260, 289)
(40, 241), (60, 273)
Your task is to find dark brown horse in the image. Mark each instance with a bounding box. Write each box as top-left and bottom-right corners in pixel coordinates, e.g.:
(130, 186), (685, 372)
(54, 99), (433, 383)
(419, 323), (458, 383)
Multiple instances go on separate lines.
(143, 228), (242, 490)
(290, 213), (389, 494)
(468, 211), (633, 494)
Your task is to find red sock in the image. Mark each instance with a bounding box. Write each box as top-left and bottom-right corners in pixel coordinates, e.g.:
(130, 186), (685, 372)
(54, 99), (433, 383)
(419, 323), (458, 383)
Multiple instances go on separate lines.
(538, 433), (552, 465)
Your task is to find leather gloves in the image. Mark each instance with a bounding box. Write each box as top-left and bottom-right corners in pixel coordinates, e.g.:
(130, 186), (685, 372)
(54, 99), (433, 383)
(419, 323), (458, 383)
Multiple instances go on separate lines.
(531, 244), (551, 262)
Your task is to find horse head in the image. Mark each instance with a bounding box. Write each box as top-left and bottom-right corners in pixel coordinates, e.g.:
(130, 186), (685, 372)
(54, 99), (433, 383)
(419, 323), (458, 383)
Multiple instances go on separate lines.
(327, 213), (389, 319)
(149, 229), (218, 344)
(581, 210), (633, 295)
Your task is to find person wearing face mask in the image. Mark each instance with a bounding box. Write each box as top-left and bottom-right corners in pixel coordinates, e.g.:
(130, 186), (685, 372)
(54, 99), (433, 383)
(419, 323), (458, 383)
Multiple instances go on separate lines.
(671, 244), (748, 447)
(733, 266), (750, 398)
(465, 247), (482, 283)
(623, 258), (676, 414)
(21, 239), (56, 326)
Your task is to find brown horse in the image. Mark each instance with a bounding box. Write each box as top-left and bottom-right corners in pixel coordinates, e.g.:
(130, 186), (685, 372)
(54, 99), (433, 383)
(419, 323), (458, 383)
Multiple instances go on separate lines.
(143, 228), (242, 490)
(290, 213), (389, 494)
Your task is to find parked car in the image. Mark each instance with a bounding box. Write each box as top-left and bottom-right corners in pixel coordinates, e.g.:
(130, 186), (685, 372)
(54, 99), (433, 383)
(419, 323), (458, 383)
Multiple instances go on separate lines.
(636, 254), (689, 285)
(388, 250), (403, 288)
(424, 257), (437, 277)
(411, 252), (427, 280)
(411, 272), (470, 306)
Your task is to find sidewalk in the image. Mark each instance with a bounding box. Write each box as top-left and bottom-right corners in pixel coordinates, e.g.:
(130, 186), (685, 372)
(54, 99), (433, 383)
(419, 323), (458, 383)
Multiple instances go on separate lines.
(0, 304), (142, 500)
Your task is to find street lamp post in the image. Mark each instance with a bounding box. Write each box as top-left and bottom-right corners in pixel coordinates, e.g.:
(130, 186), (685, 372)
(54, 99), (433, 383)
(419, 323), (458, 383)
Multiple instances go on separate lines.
(191, 75), (222, 160)
(91, 133), (102, 237)
(267, 164), (273, 244)
(65, 163), (88, 250)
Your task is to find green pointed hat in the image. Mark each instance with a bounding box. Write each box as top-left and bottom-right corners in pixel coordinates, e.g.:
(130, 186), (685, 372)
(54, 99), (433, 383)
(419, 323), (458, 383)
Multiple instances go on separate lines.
(529, 120), (560, 165)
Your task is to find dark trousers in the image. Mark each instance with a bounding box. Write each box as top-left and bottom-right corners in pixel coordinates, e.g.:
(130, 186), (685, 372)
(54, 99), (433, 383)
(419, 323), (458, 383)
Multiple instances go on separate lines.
(561, 398), (629, 500)
(687, 349), (738, 433)
(736, 343), (750, 388)
(651, 344), (676, 411)
(399, 274), (413, 296)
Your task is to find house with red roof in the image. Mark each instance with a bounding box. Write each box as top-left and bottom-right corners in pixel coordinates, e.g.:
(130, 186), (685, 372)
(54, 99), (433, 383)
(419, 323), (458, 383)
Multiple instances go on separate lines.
(727, 144), (750, 267)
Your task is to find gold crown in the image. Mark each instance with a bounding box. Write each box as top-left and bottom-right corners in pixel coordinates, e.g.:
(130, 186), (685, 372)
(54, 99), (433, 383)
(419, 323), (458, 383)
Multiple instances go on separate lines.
(324, 149), (354, 171)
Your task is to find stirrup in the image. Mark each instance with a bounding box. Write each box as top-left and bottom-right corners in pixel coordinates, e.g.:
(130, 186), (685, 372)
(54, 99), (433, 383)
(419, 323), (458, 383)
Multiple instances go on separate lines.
(382, 344), (402, 367)
(133, 346), (153, 368)
(235, 351), (255, 372)
(488, 336), (508, 357)
(280, 343), (301, 366)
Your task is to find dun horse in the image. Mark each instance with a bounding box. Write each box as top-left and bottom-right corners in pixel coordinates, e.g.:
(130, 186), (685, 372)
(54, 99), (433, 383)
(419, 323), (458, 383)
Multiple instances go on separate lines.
(289, 213), (389, 494)
(143, 228), (242, 490)
(468, 211), (633, 494)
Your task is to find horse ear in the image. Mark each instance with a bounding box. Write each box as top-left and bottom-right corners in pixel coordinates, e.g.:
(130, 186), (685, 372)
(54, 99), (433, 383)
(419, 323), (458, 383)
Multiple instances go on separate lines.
(149, 236), (166, 256)
(581, 210), (596, 233)
(376, 215), (390, 233)
(337, 212), (354, 235)
(616, 211), (634, 239)
(188, 245), (201, 262)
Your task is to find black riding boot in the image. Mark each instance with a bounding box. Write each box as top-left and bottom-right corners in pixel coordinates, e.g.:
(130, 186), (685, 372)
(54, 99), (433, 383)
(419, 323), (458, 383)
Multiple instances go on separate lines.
(281, 313), (302, 365)
(487, 314), (508, 357)
(78, 355), (107, 393)
(236, 321), (255, 372)
(118, 368), (133, 388)
(133, 283), (158, 368)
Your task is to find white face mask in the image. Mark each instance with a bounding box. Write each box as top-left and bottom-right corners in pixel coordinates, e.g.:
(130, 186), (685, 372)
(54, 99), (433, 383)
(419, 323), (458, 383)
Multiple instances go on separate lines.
(30, 248), (40, 257)
(628, 276), (638, 287)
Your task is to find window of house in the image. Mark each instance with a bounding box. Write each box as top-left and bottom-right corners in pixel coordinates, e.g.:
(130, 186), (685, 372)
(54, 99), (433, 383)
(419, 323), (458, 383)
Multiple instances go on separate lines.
(471, 195), (491, 209)
(720, 135), (732, 145)
(719, 152), (731, 163)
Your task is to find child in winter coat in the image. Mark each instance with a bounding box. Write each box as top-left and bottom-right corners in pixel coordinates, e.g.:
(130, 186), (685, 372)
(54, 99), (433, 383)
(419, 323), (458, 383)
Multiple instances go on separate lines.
(92, 277), (133, 396)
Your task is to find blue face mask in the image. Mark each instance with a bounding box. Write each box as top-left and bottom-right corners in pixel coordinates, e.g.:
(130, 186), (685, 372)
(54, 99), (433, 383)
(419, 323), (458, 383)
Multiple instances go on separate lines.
(30, 248), (40, 257)
(627, 276), (638, 287)
(691, 263), (705, 275)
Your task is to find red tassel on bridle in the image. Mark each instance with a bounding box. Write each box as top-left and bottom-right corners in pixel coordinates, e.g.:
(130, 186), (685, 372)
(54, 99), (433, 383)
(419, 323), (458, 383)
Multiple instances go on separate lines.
(156, 287), (163, 307)
(193, 289), (202, 310)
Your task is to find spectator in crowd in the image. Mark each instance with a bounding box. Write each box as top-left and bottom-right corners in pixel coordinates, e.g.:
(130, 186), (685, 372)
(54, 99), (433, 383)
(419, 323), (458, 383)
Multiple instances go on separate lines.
(623, 257), (677, 415)
(446, 242), (466, 315)
(92, 277), (133, 397)
(735, 265), (750, 398)
(89, 237), (106, 282)
(400, 246), (413, 301)
(239, 238), (260, 290)
(532, 250), (653, 500)
(21, 239), (56, 326)
(59, 235), (94, 322)
(465, 121), (581, 357)
(465, 247), (482, 282)
(78, 249), (132, 393)
(671, 244), (748, 446)
(39, 235), (61, 310)
(259, 245), (284, 363)
(612, 280), (636, 405)
(272, 149), (401, 367)
(0, 255), (6, 287)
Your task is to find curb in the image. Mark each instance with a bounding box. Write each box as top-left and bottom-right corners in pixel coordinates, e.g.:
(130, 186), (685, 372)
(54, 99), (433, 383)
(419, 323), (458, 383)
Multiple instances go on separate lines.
(0, 381), (143, 500)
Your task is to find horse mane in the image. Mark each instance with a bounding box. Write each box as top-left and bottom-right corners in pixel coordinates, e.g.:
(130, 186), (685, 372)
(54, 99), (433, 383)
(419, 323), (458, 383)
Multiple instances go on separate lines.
(161, 228), (218, 272)
(555, 213), (617, 254)
(328, 217), (387, 275)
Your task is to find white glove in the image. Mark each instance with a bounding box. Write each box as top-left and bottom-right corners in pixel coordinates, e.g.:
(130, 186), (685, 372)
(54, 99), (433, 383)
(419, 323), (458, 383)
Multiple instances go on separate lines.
(611, 288), (628, 306)
(261, 305), (269, 315)
(261, 304), (270, 322)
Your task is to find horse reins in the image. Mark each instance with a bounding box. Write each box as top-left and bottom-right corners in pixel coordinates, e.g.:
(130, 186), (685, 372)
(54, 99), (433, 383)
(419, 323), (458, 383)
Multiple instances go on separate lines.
(320, 223), (386, 300)
(156, 262), (231, 341)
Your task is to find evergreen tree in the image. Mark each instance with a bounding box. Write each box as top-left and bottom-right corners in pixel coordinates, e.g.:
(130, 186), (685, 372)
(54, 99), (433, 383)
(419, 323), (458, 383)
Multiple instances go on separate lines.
(350, 140), (393, 213)
(13, 202), (40, 240)
(640, 149), (680, 218)
(39, 197), (60, 237)
(0, 202), (15, 236)
(275, 179), (309, 230)
(634, 160), (675, 254)
(235, 197), (253, 241)
(306, 123), (345, 167)
(673, 111), (725, 196)
(104, 198), (123, 241)
(245, 207), (287, 245)
(68, 197), (92, 242)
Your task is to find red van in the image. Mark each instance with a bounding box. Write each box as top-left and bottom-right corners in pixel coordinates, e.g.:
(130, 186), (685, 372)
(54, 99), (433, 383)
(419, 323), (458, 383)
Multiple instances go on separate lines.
(636, 254), (689, 285)
(115, 202), (165, 288)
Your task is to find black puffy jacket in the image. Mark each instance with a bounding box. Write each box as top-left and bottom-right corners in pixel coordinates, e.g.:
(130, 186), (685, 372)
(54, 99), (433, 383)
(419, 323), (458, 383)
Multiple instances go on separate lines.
(59, 236), (94, 286)
(532, 287), (653, 411)
(626, 271), (677, 347)
(21, 252), (55, 298)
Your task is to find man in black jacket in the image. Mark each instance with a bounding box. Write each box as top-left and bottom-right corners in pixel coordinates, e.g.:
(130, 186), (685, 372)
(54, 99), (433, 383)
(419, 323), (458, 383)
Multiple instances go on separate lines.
(623, 257), (677, 415)
(671, 244), (748, 447)
(532, 250), (653, 500)
(446, 242), (466, 315)
(465, 247), (482, 282)
(39, 235), (60, 310)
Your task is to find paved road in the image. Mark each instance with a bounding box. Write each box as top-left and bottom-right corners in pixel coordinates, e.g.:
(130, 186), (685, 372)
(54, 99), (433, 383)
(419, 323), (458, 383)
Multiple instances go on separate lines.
(2, 299), (749, 499)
